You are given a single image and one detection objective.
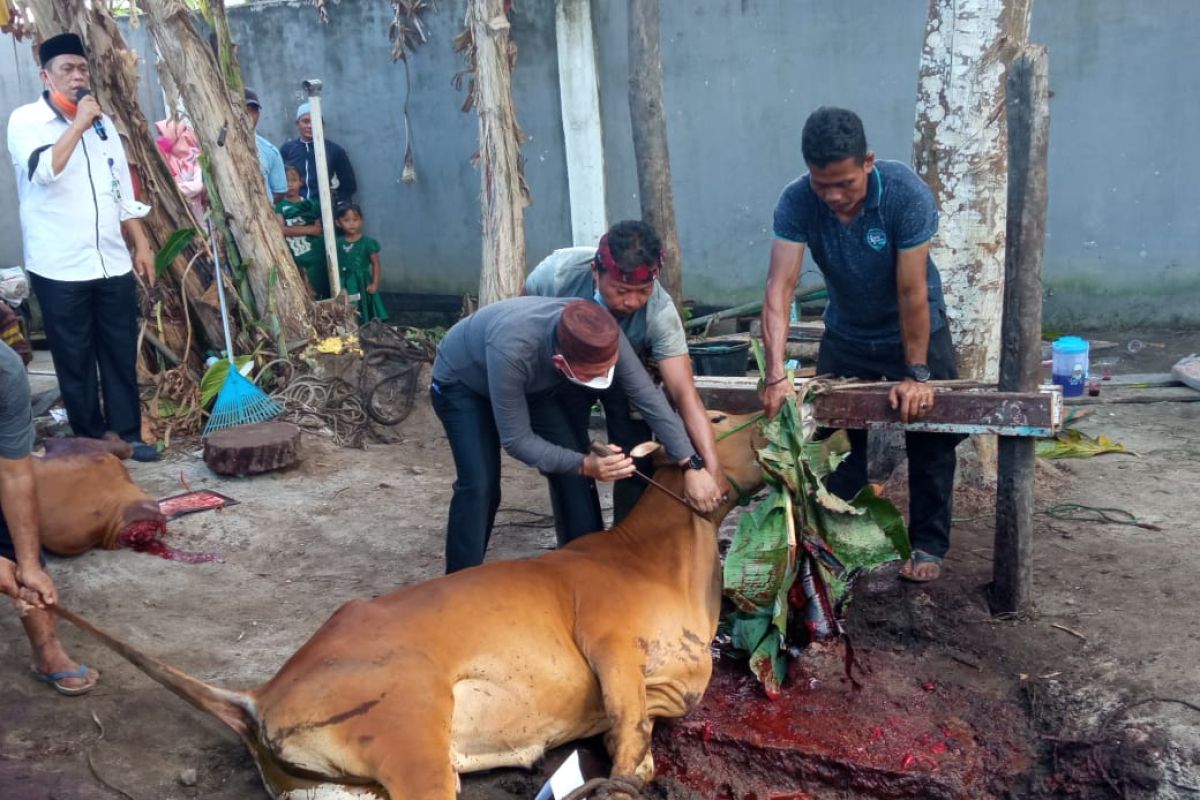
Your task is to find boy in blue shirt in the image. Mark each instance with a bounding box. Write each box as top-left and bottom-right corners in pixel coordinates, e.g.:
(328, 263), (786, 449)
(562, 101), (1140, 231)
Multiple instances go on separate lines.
(760, 107), (964, 583)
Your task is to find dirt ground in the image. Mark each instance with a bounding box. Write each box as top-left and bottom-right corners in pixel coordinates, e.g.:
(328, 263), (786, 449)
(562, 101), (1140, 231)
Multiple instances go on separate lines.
(1, 328), (1198, 799)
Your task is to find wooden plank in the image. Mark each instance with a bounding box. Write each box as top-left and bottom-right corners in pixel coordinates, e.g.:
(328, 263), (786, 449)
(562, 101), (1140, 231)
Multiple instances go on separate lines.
(992, 45), (1050, 616)
(695, 376), (1061, 437)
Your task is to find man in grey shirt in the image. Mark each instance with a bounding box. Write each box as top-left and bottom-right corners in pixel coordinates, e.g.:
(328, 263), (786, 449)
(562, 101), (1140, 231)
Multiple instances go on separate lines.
(431, 297), (721, 573)
(1, 341), (99, 695)
(525, 221), (726, 537)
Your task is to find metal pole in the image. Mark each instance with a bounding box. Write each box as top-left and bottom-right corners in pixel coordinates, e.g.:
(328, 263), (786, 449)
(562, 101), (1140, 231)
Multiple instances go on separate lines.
(302, 79), (341, 298)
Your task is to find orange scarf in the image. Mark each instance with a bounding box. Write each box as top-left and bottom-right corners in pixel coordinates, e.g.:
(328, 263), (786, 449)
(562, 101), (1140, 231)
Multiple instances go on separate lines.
(49, 89), (78, 118)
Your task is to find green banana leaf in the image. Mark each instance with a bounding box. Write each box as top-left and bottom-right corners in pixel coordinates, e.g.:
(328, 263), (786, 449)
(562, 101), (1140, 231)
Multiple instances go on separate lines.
(1036, 429), (1133, 459)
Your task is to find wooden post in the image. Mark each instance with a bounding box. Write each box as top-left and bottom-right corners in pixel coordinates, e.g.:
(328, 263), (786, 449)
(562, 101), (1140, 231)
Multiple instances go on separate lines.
(469, 0), (529, 306)
(555, 0), (607, 246)
(302, 81), (342, 298)
(627, 0), (683, 307)
(991, 45), (1049, 615)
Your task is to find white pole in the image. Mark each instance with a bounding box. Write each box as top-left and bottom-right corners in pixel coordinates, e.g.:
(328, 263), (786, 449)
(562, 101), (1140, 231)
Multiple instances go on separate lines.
(302, 79), (342, 298)
(555, 0), (607, 246)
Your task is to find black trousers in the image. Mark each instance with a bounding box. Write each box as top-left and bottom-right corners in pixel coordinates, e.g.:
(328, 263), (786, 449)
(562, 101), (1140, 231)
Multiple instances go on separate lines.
(30, 271), (141, 442)
(542, 382), (656, 544)
(816, 324), (966, 559)
(430, 379), (602, 573)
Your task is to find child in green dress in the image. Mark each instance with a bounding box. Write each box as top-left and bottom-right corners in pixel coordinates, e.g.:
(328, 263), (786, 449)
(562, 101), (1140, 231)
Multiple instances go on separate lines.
(275, 165), (329, 299)
(334, 203), (388, 324)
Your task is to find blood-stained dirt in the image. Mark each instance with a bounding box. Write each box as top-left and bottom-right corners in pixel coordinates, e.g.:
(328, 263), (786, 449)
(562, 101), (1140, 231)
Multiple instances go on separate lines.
(3, 338), (1199, 799)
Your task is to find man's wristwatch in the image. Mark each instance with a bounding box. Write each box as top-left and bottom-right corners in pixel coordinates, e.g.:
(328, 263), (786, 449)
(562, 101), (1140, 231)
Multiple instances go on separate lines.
(906, 363), (932, 383)
(685, 453), (706, 471)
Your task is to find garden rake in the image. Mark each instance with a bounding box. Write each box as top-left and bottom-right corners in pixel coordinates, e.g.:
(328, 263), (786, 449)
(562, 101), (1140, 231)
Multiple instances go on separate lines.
(201, 218), (283, 436)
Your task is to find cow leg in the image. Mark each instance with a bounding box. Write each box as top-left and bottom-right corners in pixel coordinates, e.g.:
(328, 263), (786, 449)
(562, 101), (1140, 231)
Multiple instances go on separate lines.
(588, 644), (654, 783)
(354, 694), (459, 800)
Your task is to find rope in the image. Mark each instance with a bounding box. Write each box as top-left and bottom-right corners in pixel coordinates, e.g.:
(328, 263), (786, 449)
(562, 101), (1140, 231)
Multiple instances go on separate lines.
(561, 776), (645, 800)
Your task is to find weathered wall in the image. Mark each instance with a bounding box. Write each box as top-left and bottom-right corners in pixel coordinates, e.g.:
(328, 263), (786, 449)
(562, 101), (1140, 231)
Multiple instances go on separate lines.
(2, 0), (1197, 327)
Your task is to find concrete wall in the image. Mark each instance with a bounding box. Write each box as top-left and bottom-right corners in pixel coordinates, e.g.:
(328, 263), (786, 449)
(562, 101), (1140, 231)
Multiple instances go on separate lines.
(2, 0), (1198, 327)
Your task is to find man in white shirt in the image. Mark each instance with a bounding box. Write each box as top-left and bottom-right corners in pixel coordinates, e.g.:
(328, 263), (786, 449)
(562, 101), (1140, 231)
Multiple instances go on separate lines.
(6, 32), (158, 460)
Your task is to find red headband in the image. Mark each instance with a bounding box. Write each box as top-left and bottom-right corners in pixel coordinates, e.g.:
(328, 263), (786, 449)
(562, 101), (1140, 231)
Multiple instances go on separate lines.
(594, 233), (660, 285)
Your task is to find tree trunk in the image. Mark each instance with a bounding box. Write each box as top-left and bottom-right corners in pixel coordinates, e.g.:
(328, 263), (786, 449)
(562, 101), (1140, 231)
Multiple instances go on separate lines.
(22, 0), (224, 366)
(470, 0), (528, 306)
(628, 0), (682, 307)
(912, 0), (1032, 383)
(141, 0), (313, 351)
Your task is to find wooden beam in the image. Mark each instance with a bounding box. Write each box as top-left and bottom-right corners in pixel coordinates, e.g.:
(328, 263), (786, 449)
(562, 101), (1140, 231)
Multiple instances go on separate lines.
(992, 45), (1050, 616)
(555, 0), (608, 245)
(694, 377), (1062, 438)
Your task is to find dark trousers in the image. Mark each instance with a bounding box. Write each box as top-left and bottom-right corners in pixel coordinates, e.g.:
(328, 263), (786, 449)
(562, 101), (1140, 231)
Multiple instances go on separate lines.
(543, 382), (655, 544)
(816, 324), (966, 559)
(30, 272), (141, 442)
(431, 380), (600, 573)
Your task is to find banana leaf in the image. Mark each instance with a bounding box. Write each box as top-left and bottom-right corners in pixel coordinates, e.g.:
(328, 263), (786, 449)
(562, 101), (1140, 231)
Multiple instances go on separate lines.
(1036, 429), (1133, 459)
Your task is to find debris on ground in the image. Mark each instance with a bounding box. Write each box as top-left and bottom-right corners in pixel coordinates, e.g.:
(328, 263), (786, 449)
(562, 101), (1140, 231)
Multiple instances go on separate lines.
(1036, 429), (1134, 459)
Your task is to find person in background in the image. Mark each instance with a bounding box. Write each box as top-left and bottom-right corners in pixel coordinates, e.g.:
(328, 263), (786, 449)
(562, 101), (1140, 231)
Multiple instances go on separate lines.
(244, 89), (285, 203)
(281, 102), (357, 206)
(276, 165), (327, 299)
(334, 203), (387, 324)
(1, 340), (99, 696)
(5, 32), (158, 461)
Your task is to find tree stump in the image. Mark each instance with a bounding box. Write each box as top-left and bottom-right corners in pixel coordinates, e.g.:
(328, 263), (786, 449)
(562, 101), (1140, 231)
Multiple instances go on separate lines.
(204, 422), (301, 476)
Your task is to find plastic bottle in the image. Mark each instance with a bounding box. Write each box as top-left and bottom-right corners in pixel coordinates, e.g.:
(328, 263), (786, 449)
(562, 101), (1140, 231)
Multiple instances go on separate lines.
(1051, 336), (1089, 397)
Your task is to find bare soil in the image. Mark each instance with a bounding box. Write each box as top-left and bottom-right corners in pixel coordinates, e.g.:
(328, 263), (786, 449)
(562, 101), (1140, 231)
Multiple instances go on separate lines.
(2, 331), (1199, 799)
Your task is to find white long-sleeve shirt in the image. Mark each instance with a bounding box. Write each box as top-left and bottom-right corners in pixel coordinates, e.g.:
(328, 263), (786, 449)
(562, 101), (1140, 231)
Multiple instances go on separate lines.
(7, 94), (136, 282)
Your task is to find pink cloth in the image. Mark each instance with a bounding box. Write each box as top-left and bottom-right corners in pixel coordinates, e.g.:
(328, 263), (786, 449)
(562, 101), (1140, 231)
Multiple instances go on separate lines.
(155, 118), (205, 220)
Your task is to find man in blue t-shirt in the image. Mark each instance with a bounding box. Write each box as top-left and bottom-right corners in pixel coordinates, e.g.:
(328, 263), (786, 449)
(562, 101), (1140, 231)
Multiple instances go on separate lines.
(760, 107), (964, 582)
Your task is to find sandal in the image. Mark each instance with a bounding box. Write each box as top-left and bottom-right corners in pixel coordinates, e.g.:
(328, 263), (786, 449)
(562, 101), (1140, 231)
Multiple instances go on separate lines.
(31, 663), (98, 696)
(899, 550), (943, 583)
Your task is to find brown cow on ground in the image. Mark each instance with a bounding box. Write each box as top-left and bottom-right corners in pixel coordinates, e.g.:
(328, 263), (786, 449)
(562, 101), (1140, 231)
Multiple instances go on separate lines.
(34, 451), (164, 556)
(55, 412), (765, 800)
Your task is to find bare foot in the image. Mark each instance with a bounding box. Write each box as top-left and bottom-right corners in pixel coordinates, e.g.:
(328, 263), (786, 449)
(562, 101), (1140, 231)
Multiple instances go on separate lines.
(899, 552), (943, 583)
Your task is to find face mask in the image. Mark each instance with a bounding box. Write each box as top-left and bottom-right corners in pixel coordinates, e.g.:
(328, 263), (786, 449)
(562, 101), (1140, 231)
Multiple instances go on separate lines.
(592, 287), (607, 308)
(559, 358), (615, 391)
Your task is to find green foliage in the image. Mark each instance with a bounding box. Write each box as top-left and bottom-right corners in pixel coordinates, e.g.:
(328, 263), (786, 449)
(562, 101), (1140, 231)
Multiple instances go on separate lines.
(200, 356), (254, 409)
(154, 227), (197, 277)
(722, 339), (911, 693)
(1037, 429), (1133, 459)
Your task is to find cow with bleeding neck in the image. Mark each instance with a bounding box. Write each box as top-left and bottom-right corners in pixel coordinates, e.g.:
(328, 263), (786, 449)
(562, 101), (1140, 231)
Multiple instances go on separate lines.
(57, 411), (764, 799)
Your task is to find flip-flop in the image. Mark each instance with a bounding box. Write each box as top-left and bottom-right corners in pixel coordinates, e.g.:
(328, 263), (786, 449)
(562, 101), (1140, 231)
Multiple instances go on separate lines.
(899, 550), (943, 583)
(30, 663), (97, 696)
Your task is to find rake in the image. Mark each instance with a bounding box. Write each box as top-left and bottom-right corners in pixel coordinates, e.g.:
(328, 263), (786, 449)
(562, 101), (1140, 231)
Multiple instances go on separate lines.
(201, 218), (283, 437)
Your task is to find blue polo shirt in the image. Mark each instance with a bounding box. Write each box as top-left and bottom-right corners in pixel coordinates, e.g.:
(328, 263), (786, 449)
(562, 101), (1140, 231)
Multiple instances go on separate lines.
(773, 160), (947, 343)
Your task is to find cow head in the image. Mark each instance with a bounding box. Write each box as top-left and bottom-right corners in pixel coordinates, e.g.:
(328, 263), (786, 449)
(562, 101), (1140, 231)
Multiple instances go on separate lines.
(708, 411), (766, 508)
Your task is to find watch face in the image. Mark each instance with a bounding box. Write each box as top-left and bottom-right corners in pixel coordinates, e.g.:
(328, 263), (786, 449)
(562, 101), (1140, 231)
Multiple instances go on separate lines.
(909, 364), (931, 382)
(688, 454), (706, 471)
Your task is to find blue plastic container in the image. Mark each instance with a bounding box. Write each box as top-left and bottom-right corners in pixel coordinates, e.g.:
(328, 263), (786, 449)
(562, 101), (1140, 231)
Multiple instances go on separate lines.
(1052, 336), (1089, 397)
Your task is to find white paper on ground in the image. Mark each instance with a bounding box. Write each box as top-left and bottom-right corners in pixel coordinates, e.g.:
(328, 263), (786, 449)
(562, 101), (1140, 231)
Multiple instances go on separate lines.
(549, 750), (586, 798)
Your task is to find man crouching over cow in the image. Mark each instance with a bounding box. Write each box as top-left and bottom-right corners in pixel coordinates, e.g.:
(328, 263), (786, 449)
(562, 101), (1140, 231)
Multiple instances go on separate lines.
(0, 341), (98, 695)
(431, 297), (723, 573)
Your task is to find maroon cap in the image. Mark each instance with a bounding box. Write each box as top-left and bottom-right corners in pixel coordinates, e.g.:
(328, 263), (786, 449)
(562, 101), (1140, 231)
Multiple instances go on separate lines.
(556, 300), (619, 370)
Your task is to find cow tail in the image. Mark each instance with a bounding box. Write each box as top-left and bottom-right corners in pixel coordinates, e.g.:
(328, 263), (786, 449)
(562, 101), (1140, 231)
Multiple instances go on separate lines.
(52, 605), (258, 738)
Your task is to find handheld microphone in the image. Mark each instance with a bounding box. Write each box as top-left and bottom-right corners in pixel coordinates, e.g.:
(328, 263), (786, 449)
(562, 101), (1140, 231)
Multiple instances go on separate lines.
(74, 88), (107, 141)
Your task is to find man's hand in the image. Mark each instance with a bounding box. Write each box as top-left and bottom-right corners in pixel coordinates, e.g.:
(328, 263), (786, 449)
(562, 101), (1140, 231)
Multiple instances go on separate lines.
(889, 379), (935, 423)
(581, 445), (636, 482)
(73, 93), (104, 131)
(0, 558), (38, 615)
(682, 468), (723, 514)
(134, 246), (156, 288)
(760, 375), (795, 419)
(15, 562), (57, 608)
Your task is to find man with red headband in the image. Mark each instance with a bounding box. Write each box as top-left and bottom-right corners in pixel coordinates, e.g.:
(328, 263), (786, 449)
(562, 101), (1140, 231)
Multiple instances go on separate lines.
(525, 221), (725, 541)
(6, 32), (158, 461)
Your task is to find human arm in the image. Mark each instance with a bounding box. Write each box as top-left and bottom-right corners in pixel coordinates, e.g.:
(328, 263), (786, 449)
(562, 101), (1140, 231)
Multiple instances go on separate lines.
(367, 252), (382, 294)
(658, 354), (728, 509)
(760, 239), (806, 417)
(49, 94), (103, 176)
(0, 455), (57, 608)
(888, 243), (935, 422)
(121, 218), (156, 288)
(331, 143), (357, 200)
